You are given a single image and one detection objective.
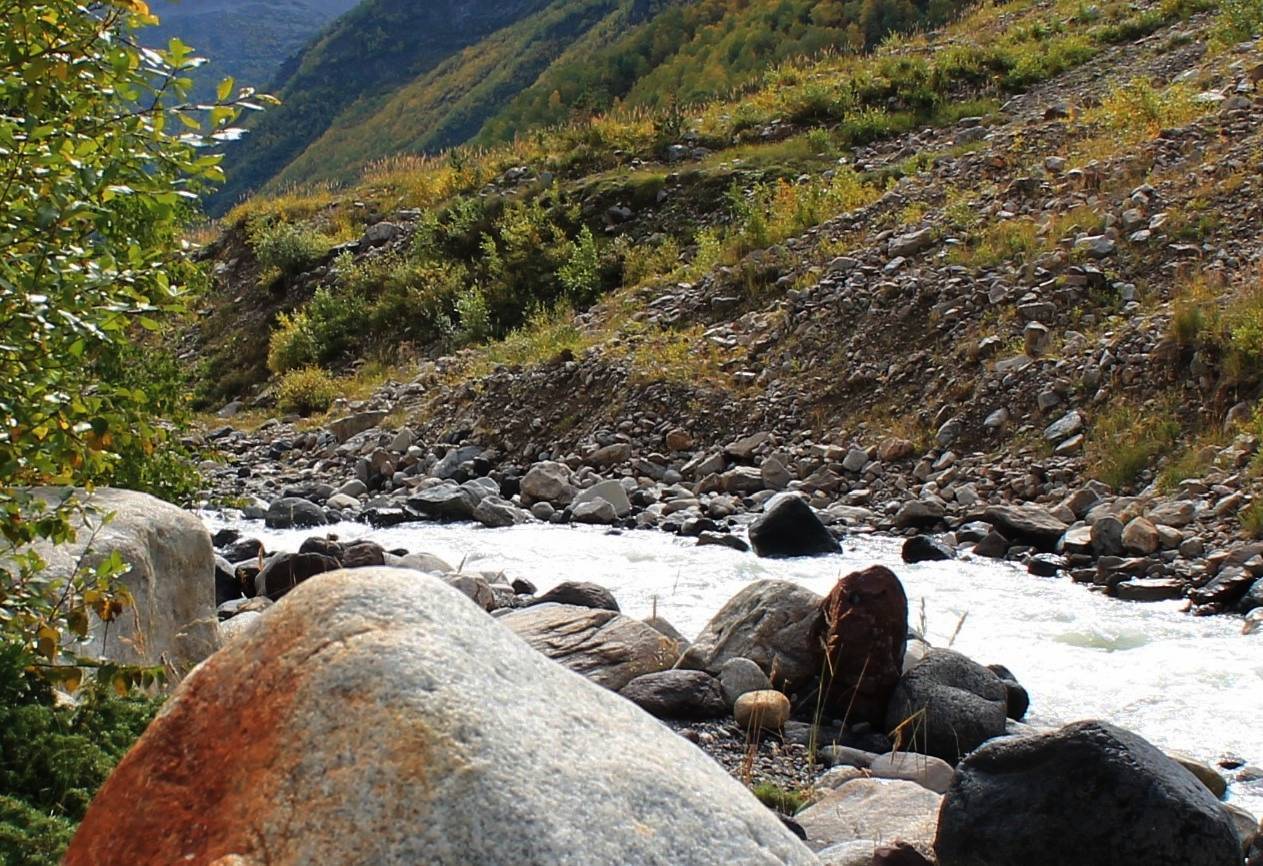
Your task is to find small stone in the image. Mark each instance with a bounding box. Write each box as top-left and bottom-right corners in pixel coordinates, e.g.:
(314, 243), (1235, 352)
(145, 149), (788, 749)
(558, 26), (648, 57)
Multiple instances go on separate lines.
(1121, 517), (1160, 555)
(733, 690), (791, 732)
(1044, 410), (1084, 442)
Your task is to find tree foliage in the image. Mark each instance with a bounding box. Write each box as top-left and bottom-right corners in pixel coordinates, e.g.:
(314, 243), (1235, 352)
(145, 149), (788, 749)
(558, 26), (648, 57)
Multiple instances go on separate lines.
(0, 0), (263, 668)
(0, 640), (162, 866)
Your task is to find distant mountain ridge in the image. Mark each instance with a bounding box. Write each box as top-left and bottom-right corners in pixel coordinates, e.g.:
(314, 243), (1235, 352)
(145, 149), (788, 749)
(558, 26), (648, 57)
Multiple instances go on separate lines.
(147, 0), (361, 102)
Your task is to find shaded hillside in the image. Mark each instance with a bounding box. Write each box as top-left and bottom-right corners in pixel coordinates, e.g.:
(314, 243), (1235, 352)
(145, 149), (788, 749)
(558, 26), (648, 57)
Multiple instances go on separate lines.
(273, 0), (628, 188)
(209, 0), (556, 211)
(146, 0), (359, 102)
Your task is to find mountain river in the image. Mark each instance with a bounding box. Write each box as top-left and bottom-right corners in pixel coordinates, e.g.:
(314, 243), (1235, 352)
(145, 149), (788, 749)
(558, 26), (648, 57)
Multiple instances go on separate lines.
(203, 514), (1263, 815)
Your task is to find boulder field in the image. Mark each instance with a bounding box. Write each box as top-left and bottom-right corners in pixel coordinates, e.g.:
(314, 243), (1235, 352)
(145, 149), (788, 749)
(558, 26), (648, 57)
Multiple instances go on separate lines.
(201, 408), (1263, 622)
(46, 490), (1256, 864)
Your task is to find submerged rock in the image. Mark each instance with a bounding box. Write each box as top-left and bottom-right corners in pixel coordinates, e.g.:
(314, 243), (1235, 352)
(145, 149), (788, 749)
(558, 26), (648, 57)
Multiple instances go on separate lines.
(264, 496), (327, 529)
(902, 535), (955, 563)
(65, 568), (819, 866)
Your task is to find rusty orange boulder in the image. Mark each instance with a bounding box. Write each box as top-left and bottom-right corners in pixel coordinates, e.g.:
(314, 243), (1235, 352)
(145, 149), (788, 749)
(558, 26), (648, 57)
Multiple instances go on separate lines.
(816, 565), (908, 726)
(64, 567), (821, 866)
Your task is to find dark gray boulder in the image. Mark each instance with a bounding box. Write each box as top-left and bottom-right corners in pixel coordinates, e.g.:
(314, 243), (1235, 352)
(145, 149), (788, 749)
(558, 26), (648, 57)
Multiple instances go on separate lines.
(255, 552), (341, 601)
(618, 670), (726, 720)
(986, 663), (1029, 721)
(902, 536), (955, 563)
(935, 720), (1243, 866)
(748, 494), (841, 557)
(220, 537), (263, 563)
(886, 648), (1008, 763)
(532, 581), (620, 611)
(264, 497), (327, 529)
(214, 555), (242, 607)
(972, 531), (1009, 559)
(341, 540), (387, 569)
(1239, 577), (1263, 613)
(405, 483), (478, 521)
(983, 505), (1067, 552)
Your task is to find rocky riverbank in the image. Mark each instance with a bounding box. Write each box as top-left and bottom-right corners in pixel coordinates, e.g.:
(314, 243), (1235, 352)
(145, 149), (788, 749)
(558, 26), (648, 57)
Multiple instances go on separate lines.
(37, 486), (1262, 863)
(87, 509), (1263, 864)
(199, 408), (1263, 628)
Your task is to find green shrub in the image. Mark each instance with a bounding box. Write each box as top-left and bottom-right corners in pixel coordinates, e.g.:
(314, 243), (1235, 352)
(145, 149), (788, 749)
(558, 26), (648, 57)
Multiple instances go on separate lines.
(0, 642), (163, 866)
(247, 218), (333, 278)
(91, 343), (203, 505)
(752, 782), (809, 815)
(455, 287), (492, 345)
(1240, 500), (1263, 539)
(267, 310), (319, 373)
(275, 366), (340, 416)
(559, 226), (602, 305)
(1216, 0), (1263, 41)
(0, 0), (253, 666)
(1086, 401), (1180, 490)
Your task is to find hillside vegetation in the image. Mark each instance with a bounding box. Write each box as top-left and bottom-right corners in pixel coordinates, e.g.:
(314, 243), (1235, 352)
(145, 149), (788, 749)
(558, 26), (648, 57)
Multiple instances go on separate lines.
(188, 0), (1263, 509)
(212, 0), (977, 207)
(210, 0), (557, 209)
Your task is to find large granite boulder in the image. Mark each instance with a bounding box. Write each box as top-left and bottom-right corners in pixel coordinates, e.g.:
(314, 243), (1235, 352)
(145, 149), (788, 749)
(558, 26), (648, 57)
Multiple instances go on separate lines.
(64, 569), (818, 866)
(677, 580), (825, 698)
(885, 649), (1008, 763)
(935, 720), (1243, 866)
(501, 603), (680, 691)
(749, 494), (842, 557)
(22, 487), (218, 679)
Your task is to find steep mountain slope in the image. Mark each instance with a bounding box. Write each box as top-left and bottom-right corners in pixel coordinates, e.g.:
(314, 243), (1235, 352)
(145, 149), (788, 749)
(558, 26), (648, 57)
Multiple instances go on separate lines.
(212, 0), (974, 209)
(210, 0), (557, 211)
(478, 0), (964, 143)
(272, 0), (629, 189)
(146, 0), (360, 102)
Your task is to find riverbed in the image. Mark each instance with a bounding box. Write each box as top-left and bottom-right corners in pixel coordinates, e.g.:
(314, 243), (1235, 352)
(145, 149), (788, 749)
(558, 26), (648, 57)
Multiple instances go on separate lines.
(204, 514), (1263, 814)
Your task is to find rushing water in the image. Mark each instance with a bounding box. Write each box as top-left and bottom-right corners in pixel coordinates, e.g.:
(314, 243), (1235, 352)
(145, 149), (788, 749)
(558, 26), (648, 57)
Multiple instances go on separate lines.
(204, 514), (1263, 815)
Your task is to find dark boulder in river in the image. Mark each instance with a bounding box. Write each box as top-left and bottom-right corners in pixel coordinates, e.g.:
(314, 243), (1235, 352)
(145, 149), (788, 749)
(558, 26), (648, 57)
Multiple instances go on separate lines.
(935, 720), (1243, 866)
(885, 648), (1008, 763)
(749, 493), (841, 558)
